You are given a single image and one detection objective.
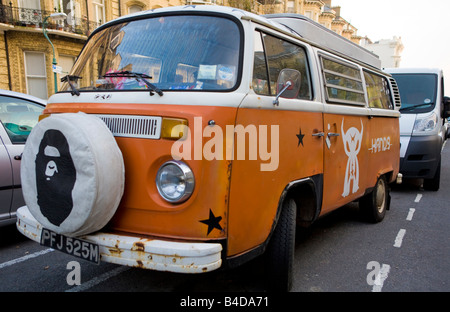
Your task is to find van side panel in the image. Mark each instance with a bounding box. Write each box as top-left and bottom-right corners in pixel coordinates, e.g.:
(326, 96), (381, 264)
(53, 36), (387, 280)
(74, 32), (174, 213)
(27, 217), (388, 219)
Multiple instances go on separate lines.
(227, 103), (323, 256)
(321, 111), (400, 215)
(366, 115), (400, 184)
(321, 112), (369, 214)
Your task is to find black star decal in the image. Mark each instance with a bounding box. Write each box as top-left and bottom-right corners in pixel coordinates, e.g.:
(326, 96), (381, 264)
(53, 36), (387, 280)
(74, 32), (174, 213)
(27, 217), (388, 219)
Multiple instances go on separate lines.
(296, 128), (305, 147)
(200, 209), (223, 235)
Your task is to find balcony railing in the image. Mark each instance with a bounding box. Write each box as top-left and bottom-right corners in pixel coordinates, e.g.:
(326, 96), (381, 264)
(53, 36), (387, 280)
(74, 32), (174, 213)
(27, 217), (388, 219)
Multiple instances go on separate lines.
(0, 4), (100, 37)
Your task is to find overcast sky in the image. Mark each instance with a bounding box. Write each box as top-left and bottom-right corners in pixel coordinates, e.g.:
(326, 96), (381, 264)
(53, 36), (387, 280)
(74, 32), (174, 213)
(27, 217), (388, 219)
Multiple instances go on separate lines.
(332, 0), (450, 95)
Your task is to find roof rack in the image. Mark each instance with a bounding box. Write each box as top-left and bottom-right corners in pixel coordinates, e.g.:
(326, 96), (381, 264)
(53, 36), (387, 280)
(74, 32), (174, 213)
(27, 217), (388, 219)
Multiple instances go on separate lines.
(264, 13), (381, 69)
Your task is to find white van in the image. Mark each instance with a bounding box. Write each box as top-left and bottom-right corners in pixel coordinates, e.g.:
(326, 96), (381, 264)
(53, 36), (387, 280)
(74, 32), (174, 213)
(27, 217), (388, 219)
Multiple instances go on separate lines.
(385, 68), (450, 190)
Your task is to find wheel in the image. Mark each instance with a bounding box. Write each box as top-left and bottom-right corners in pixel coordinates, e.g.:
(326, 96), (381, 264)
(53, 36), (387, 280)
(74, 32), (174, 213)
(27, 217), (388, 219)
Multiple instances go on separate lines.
(423, 158), (441, 191)
(359, 176), (389, 223)
(21, 113), (125, 236)
(265, 198), (296, 292)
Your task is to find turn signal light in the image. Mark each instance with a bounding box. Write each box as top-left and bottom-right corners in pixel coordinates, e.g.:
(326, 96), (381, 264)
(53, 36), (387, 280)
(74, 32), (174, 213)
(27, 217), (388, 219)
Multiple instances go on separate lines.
(161, 117), (188, 140)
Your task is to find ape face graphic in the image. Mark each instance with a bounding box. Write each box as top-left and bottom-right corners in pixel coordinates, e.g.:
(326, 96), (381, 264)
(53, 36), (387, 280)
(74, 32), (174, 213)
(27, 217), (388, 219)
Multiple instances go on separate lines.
(35, 129), (76, 226)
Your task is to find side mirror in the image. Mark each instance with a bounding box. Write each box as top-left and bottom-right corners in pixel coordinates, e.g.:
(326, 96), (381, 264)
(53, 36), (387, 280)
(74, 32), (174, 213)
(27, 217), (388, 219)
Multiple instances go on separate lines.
(444, 96), (450, 118)
(273, 69), (301, 106)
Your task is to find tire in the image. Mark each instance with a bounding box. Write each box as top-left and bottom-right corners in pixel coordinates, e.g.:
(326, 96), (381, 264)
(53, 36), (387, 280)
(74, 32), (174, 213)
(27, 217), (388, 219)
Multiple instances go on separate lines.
(359, 176), (389, 223)
(423, 158), (441, 191)
(265, 198), (296, 292)
(21, 113), (125, 236)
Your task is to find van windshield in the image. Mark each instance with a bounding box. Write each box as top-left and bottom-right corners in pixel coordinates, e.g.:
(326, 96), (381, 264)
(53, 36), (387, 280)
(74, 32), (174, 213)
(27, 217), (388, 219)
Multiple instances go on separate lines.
(392, 74), (437, 114)
(60, 15), (241, 94)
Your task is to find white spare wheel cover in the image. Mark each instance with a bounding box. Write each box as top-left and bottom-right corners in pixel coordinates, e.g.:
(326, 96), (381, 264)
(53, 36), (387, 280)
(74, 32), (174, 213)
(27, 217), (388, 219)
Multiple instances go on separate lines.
(21, 112), (125, 237)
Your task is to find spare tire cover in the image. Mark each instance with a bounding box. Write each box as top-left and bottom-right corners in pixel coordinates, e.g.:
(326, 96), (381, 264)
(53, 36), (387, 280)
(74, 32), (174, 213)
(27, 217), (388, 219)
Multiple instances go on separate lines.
(21, 112), (125, 237)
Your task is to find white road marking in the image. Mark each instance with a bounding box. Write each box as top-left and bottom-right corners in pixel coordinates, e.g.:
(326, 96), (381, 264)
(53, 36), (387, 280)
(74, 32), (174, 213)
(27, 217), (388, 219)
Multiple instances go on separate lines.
(372, 264), (391, 292)
(406, 208), (415, 221)
(65, 266), (130, 292)
(0, 248), (54, 270)
(414, 194), (422, 203)
(394, 229), (406, 248)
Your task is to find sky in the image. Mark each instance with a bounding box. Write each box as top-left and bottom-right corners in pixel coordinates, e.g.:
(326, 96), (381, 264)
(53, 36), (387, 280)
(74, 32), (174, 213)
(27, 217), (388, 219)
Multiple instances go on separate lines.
(332, 0), (450, 95)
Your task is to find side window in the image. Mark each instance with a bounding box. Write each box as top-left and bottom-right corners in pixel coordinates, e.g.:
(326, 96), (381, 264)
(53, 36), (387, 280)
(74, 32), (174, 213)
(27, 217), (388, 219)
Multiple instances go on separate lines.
(252, 31), (312, 100)
(363, 70), (394, 109)
(321, 56), (365, 105)
(0, 96), (44, 144)
(252, 31), (270, 95)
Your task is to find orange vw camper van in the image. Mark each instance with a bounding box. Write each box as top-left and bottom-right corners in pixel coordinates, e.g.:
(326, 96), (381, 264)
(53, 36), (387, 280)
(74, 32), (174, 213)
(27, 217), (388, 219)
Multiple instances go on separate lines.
(17, 6), (400, 291)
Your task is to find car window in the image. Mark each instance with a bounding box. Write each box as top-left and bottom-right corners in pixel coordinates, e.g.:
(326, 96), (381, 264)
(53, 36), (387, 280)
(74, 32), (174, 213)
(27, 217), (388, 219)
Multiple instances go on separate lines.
(0, 95), (44, 144)
(252, 31), (312, 100)
(321, 56), (365, 105)
(363, 70), (394, 109)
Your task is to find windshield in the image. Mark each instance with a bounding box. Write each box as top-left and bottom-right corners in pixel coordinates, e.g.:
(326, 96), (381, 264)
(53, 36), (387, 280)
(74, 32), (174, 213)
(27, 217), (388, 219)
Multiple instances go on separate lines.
(61, 15), (242, 94)
(392, 74), (437, 114)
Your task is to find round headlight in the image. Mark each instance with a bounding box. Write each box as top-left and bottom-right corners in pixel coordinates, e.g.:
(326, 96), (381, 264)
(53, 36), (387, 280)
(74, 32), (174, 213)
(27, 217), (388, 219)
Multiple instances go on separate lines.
(156, 160), (194, 203)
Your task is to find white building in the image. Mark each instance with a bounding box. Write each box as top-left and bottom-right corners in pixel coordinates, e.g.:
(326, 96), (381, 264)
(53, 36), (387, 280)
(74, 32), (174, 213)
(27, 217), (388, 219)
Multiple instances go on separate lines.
(363, 36), (404, 68)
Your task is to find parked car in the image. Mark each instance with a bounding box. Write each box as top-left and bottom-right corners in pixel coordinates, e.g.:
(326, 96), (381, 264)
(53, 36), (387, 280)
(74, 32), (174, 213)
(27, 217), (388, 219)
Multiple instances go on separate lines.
(0, 90), (46, 227)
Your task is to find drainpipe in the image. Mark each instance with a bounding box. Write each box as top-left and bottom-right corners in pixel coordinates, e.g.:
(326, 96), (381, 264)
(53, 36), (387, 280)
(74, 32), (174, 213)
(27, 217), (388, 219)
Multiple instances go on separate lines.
(85, 0), (89, 33)
(4, 31), (12, 90)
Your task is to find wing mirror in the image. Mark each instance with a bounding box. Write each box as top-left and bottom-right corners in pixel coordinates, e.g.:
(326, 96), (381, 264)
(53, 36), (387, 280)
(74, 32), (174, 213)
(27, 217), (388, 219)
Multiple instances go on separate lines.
(444, 96), (450, 119)
(273, 69), (301, 106)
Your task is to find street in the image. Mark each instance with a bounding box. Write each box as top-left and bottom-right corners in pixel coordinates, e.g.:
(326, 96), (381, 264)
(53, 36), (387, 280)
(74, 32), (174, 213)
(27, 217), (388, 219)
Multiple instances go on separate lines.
(1, 143), (449, 294)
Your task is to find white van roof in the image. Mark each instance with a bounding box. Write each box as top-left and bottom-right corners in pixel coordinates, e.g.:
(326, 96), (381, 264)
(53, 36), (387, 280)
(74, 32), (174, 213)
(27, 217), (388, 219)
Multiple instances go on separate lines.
(385, 68), (443, 75)
(265, 14), (381, 69)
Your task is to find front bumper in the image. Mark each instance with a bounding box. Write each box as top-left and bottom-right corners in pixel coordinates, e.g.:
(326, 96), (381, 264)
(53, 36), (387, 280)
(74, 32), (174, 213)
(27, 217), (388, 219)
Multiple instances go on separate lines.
(400, 135), (442, 179)
(16, 206), (222, 273)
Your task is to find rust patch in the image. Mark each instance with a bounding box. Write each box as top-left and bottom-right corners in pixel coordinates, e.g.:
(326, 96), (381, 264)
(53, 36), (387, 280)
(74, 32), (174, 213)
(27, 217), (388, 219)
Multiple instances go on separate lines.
(108, 247), (122, 256)
(136, 260), (144, 268)
(132, 241), (145, 252)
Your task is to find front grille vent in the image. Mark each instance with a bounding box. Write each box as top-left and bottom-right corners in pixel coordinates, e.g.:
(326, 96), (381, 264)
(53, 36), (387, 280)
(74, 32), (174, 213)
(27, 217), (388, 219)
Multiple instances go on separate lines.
(95, 114), (162, 139)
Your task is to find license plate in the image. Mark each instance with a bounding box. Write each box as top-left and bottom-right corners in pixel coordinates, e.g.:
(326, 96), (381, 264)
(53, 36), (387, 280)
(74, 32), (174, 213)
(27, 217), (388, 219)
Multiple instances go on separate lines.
(40, 228), (100, 264)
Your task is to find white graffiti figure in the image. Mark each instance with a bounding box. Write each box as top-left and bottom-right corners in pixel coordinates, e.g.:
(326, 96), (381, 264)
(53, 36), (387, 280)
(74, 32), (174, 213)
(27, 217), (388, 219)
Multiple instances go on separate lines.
(341, 119), (363, 197)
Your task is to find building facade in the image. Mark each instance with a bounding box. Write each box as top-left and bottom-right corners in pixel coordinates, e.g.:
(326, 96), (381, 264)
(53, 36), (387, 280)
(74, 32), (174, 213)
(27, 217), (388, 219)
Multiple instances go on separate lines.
(363, 36), (404, 69)
(0, 0), (380, 99)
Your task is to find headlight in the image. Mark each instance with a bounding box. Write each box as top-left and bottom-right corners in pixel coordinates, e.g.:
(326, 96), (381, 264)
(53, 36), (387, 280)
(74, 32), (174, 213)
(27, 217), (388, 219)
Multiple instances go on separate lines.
(156, 160), (194, 203)
(413, 112), (438, 134)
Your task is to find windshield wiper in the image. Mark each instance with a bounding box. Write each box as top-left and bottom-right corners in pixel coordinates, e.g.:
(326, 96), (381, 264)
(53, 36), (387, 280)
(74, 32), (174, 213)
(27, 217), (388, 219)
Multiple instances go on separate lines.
(102, 71), (163, 96)
(399, 103), (434, 112)
(61, 75), (81, 96)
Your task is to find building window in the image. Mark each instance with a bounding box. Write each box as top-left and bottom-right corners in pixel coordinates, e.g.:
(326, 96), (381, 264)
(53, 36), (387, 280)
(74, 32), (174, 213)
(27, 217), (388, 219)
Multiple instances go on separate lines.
(58, 55), (76, 88)
(19, 0), (42, 25)
(24, 52), (48, 100)
(128, 5), (143, 15)
(19, 0), (40, 10)
(93, 0), (105, 25)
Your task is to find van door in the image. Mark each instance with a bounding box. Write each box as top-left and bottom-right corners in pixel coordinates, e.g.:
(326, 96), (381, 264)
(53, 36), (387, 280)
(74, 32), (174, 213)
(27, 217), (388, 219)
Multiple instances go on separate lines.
(227, 30), (323, 256)
(319, 55), (369, 214)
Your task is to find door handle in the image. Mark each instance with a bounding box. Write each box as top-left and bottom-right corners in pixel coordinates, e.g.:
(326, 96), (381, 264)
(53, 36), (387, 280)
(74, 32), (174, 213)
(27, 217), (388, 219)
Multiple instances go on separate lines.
(327, 132), (340, 137)
(312, 132), (325, 137)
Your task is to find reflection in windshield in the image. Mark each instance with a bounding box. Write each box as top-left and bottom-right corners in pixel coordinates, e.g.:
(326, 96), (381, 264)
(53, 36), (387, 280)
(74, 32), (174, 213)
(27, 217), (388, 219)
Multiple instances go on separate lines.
(392, 74), (437, 113)
(60, 15), (241, 94)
